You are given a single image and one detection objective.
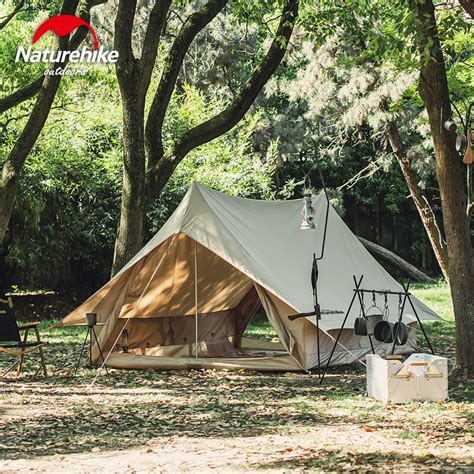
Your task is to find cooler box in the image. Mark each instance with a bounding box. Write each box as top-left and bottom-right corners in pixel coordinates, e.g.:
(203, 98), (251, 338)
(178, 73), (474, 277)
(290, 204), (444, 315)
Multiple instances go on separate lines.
(366, 353), (448, 404)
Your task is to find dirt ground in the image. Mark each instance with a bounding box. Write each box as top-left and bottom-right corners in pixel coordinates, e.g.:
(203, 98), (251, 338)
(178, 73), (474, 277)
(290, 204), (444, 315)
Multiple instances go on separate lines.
(1, 425), (471, 473)
(0, 368), (472, 473)
(0, 290), (473, 472)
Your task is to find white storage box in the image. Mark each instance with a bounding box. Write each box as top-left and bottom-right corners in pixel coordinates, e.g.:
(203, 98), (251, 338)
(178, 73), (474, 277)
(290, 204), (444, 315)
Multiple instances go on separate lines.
(366, 353), (448, 404)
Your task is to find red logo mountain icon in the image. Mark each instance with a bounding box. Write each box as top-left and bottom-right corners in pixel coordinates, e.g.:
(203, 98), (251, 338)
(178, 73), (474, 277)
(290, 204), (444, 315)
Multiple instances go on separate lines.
(33, 15), (99, 50)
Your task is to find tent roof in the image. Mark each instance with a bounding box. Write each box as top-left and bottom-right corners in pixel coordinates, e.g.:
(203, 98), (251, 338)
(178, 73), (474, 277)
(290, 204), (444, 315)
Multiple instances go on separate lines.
(113, 182), (440, 330)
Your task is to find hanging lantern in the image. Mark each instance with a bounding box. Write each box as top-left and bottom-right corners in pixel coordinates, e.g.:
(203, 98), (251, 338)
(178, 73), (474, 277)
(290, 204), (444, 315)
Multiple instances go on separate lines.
(301, 194), (316, 230)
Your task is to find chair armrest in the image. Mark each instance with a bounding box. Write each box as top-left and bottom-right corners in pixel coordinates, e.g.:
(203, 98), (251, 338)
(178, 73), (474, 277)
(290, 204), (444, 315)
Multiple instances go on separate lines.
(18, 322), (41, 330)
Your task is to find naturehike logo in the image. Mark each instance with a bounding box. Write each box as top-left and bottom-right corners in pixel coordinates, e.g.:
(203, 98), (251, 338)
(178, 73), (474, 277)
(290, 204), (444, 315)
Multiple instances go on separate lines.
(33, 15), (99, 49)
(15, 14), (118, 75)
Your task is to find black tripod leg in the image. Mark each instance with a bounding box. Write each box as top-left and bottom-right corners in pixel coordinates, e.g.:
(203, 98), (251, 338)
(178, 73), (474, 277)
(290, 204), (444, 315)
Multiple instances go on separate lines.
(75, 330), (90, 375)
(320, 275), (363, 384)
(404, 284), (435, 355)
(3, 357), (20, 376)
(91, 327), (109, 374)
(368, 335), (375, 354)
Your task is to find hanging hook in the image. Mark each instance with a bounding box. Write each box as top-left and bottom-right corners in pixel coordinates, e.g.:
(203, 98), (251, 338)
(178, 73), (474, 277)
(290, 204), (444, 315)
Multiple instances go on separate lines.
(383, 292), (390, 320)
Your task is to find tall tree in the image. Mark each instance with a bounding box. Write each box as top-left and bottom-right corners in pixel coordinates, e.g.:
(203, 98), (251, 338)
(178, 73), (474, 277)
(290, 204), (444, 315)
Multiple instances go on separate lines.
(0, 0), (107, 246)
(412, 0), (473, 378)
(382, 104), (449, 280)
(111, 0), (299, 274)
(112, 0), (173, 275)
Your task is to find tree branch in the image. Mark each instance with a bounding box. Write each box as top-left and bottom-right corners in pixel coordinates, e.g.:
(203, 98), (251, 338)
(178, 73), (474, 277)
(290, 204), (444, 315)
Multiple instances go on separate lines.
(139, 0), (172, 95)
(0, 0), (107, 244)
(383, 105), (450, 280)
(357, 237), (435, 283)
(70, 0), (108, 50)
(0, 0), (24, 31)
(148, 0), (299, 192)
(145, 0), (229, 171)
(114, 0), (138, 74)
(0, 77), (44, 115)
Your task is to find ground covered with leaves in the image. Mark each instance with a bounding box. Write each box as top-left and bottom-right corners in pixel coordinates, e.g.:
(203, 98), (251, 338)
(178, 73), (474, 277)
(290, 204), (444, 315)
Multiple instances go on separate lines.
(0, 283), (472, 472)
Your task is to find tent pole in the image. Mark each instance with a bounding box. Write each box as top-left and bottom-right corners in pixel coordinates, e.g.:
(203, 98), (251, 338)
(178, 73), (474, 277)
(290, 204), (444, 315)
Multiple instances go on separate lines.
(194, 240), (199, 358)
(354, 281), (376, 355)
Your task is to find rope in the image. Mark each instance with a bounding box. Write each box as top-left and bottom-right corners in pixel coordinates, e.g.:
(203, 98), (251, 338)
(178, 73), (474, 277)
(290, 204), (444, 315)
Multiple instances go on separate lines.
(323, 330), (367, 368)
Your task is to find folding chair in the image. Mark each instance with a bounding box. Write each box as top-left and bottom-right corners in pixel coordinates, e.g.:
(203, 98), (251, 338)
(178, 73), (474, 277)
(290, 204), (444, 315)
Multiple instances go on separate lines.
(0, 296), (48, 376)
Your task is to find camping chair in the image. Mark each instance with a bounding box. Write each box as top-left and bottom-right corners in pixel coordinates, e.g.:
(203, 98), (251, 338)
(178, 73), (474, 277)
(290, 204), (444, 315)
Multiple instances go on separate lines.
(0, 296), (48, 376)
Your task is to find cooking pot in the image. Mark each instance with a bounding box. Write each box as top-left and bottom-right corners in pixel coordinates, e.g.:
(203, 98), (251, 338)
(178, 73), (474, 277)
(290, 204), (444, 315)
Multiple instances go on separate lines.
(354, 317), (367, 336)
(374, 320), (394, 343)
(366, 313), (383, 336)
(392, 322), (409, 345)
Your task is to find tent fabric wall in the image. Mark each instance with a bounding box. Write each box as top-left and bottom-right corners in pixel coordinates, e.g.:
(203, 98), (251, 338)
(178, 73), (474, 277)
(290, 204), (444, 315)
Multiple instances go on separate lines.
(55, 183), (441, 371)
(118, 233), (253, 319)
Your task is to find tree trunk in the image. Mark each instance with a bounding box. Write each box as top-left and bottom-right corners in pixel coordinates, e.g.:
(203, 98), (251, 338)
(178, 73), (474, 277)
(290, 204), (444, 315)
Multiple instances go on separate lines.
(414, 0), (474, 379)
(111, 94), (146, 275)
(459, 0), (474, 18)
(358, 236), (435, 283)
(111, 0), (171, 275)
(0, 76), (62, 244)
(384, 118), (450, 280)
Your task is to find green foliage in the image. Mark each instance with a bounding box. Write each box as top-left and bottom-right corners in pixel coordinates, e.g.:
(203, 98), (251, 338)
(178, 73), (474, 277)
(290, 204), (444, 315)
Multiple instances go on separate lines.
(2, 60), (281, 288)
(411, 280), (453, 321)
(0, 3), (47, 96)
(6, 120), (122, 288)
(149, 88), (289, 237)
(2, 0), (471, 291)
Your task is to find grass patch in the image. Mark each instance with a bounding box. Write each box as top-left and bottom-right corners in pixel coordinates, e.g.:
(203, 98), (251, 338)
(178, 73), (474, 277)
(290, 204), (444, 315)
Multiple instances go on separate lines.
(411, 281), (453, 321)
(243, 310), (278, 341)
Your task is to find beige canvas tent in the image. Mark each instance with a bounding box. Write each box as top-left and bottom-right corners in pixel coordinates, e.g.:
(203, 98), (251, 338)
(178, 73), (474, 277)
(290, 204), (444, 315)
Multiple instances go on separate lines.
(57, 183), (441, 371)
